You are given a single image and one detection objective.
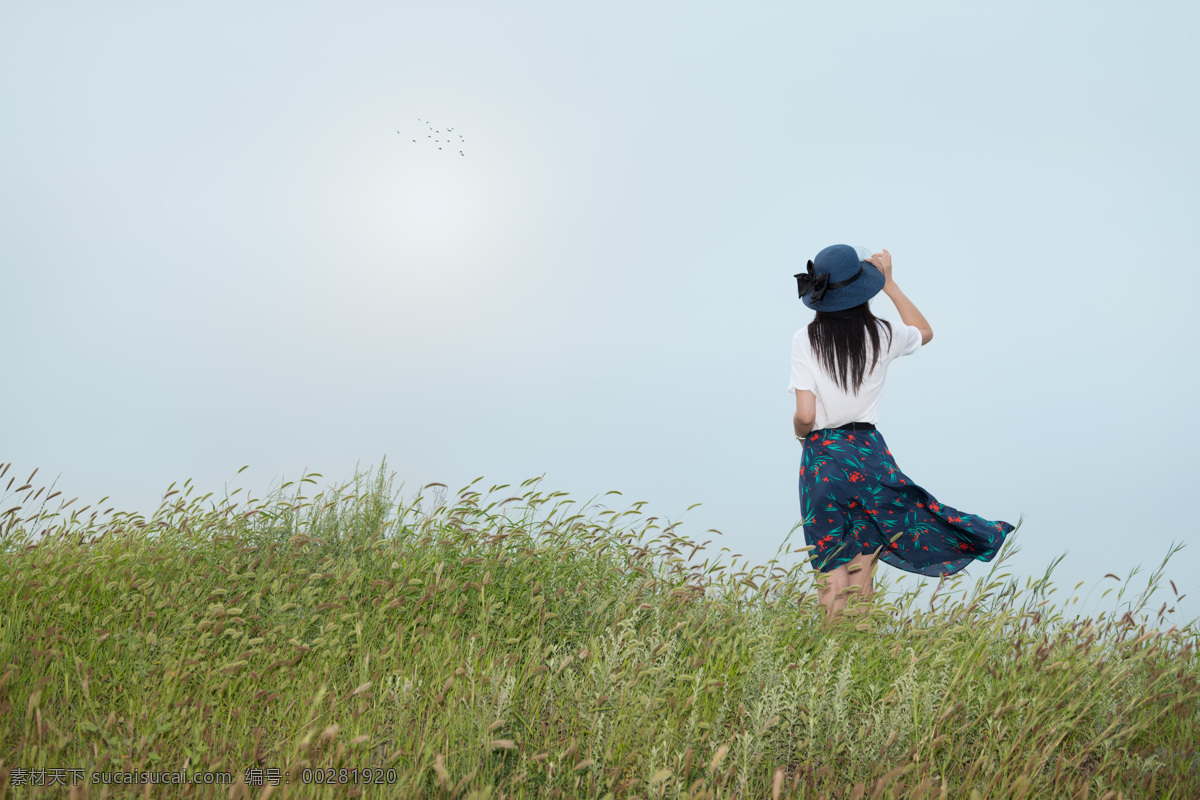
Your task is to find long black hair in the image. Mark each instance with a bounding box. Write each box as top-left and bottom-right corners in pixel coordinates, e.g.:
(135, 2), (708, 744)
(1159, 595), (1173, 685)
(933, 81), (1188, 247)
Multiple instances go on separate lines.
(807, 302), (893, 396)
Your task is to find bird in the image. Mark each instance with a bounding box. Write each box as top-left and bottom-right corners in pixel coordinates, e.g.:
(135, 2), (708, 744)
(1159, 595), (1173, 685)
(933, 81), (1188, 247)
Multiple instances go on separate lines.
(438, 147), (442, 150)
(448, 128), (453, 132)
(412, 139), (416, 142)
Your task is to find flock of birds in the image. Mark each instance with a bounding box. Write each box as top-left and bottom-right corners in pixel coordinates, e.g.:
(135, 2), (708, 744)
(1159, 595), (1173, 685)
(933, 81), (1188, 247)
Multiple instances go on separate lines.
(401, 118), (465, 156)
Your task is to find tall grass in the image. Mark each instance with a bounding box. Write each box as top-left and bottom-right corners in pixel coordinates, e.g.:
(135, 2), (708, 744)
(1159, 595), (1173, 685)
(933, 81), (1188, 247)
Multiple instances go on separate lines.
(1, 458), (1197, 799)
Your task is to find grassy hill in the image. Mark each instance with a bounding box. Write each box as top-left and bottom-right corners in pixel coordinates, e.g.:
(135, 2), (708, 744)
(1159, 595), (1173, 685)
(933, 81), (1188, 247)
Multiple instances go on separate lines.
(1, 460), (1197, 799)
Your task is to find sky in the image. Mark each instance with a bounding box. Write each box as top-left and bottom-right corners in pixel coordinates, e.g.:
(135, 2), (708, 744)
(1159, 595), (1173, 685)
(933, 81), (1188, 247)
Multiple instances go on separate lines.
(3, 0), (1198, 633)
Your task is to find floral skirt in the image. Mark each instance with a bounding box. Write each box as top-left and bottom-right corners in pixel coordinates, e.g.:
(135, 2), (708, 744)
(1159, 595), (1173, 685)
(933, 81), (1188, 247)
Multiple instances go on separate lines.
(799, 424), (1015, 576)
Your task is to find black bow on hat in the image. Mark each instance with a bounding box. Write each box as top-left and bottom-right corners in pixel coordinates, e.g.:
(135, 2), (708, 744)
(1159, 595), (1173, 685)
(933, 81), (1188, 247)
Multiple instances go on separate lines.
(795, 260), (831, 301)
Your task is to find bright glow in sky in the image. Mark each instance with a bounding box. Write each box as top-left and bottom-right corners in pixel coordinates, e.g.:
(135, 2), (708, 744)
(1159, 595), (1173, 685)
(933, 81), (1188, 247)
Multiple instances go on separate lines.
(3, 0), (1198, 631)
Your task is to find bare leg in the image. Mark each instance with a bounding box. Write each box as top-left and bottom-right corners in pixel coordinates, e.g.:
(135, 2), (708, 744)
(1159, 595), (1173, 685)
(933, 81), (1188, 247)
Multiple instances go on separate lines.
(844, 551), (879, 616)
(818, 564), (849, 623)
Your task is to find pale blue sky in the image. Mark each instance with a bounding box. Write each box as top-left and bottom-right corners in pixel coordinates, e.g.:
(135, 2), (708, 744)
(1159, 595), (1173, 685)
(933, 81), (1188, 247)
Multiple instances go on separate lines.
(3, 0), (1197, 630)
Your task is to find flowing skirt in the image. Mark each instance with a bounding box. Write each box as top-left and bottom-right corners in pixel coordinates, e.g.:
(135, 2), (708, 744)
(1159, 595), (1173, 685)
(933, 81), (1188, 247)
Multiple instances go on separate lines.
(799, 425), (1015, 576)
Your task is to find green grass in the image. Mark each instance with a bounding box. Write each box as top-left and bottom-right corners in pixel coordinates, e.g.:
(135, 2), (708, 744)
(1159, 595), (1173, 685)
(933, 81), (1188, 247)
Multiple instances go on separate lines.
(1, 458), (1197, 799)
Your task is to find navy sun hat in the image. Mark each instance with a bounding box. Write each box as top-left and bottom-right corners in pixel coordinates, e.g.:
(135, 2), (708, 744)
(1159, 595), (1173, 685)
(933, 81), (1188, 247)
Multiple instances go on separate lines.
(794, 244), (886, 312)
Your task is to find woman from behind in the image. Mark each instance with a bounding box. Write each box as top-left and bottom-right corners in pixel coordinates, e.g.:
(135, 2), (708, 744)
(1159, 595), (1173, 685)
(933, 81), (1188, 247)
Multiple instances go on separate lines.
(788, 245), (1016, 625)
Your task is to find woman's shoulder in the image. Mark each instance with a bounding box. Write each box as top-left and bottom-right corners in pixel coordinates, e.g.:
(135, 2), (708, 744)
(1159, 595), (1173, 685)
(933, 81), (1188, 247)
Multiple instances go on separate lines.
(871, 318), (905, 357)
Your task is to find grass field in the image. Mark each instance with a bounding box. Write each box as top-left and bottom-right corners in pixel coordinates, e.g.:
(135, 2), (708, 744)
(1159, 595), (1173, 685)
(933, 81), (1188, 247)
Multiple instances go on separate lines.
(1, 459), (1197, 799)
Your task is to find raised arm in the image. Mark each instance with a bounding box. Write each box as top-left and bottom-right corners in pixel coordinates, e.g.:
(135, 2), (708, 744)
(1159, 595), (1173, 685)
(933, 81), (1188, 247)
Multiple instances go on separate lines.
(868, 249), (933, 345)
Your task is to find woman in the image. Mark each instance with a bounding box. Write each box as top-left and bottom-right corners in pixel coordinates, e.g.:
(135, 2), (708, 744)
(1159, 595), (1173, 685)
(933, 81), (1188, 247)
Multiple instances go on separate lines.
(788, 245), (1015, 623)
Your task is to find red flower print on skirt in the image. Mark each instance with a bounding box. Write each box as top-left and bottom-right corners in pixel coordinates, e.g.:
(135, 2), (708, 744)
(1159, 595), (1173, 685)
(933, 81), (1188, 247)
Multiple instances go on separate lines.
(798, 426), (1014, 577)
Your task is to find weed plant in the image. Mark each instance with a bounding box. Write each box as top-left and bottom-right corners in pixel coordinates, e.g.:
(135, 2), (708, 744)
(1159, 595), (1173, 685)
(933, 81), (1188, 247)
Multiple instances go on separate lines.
(0, 459), (1197, 799)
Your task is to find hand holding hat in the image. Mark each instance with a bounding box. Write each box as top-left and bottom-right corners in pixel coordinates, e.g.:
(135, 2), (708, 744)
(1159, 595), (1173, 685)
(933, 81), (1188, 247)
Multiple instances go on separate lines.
(866, 249), (894, 287)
